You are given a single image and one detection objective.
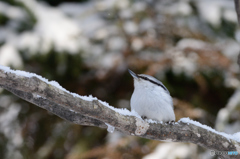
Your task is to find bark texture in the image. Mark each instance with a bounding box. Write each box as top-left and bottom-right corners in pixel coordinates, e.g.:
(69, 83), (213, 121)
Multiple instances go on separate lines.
(0, 67), (240, 159)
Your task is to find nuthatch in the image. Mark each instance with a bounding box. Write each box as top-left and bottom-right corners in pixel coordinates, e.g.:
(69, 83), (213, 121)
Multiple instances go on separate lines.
(129, 69), (175, 122)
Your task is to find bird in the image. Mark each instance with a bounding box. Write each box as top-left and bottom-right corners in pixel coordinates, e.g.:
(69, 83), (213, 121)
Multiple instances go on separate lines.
(128, 69), (175, 122)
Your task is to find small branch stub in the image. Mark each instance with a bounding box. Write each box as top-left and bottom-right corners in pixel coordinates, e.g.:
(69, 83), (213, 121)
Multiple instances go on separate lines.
(135, 118), (150, 135)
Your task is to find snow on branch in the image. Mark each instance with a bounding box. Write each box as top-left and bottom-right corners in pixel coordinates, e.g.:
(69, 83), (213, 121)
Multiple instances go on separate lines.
(0, 65), (240, 159)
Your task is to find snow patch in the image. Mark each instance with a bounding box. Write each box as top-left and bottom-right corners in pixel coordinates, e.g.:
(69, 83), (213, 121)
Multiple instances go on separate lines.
(179, 117), (240, 142)
(197, 1), (221, 27)
(33, 94), (45, 99)
(235, 144), (240, 154)
(164, 138), (173, 142)
(131, 109), (141, 119)
(123, 21), (138, 35)
(105, 123), (115, 133)
(143, 142), (195, 159)
(69, 109), (75, 112)
(0, 44), (23, 68)
(233, 132), (240, 142)
(196, 133), (201, 137)
(145, 119), (158, 124)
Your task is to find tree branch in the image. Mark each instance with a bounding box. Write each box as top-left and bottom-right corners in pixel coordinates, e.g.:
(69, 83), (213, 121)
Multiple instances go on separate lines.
(234, 0), (240, 69)
(0, 66), (239, 159)
(1, 85), (107, 129)
(235, 0), (240, 25)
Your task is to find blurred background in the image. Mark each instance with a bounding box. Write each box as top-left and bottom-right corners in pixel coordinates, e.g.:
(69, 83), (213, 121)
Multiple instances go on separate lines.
(0, 0), (240, 158)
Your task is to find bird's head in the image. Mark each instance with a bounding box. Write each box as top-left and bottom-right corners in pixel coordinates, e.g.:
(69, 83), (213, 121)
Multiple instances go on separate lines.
(128, 69), (169, 94)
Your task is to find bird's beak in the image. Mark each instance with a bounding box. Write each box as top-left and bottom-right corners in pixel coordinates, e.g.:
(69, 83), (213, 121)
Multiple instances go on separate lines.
(128, 69), (138, 79)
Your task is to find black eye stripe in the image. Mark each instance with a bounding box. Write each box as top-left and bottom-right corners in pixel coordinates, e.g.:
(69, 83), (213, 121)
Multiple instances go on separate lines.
(138, 75), (168, 92)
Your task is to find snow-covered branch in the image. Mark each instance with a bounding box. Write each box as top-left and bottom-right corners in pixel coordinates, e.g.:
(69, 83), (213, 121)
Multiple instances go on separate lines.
(0, 66), (239, 159)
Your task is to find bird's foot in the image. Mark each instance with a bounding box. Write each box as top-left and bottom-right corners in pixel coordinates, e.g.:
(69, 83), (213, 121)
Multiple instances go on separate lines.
(141, 116), (148, 120)
(166, 120), (175, 125)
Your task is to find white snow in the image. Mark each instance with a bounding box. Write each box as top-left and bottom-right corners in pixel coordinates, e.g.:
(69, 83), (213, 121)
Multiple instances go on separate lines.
(119, 8), (133, 19)
(0, 101), (23, 147)
(98, 52), (123, 69)
(196, 133), (201, 137)
(197, 1), (221, 27)
(105, 123), (115, 133)
(233, 132), (240, 143)
(139, 18), (155, 32)
(96, 0), (118, 10)
(32, 93), (43, 99)
(123, 21), (138, 35)
(17, 0), (81, 54)
(179, 117), (240, 142)
(217, 40), (240, 62)
(143, 142), (196, 159)
(145, 119), (158, 124)
(0, 1), (26, 21)
(107, 36), (126, 51)
(235, 29), (240, 43)
(215, 89), (240, 132)
(131, 109), (141, 119)
(0, 44), (23, 68)
(131, 38), (143, 51)
(170, 50), (198, 76)
(177, 38), (208, 50)
(223, 9), (237, 23)
(132, 2), (146, 12)
(116, 0), (129, 10)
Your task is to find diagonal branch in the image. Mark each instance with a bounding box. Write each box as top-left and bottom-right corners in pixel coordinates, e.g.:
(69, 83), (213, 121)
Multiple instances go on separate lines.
(0, 66), (239, 159)
(234, 0), (240, 68)
(1, 85), (107, 129)
(235, 0), (240, 25)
